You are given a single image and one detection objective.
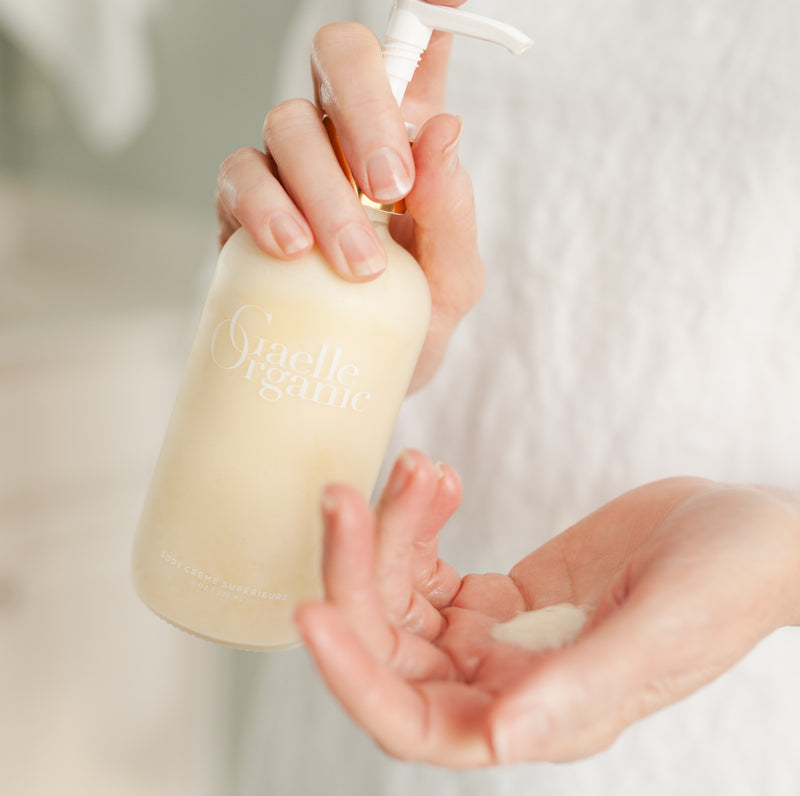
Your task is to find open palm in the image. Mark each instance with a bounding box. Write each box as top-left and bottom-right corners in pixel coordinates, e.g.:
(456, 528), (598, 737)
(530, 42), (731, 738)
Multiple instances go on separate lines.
(296, 450), (800, 767)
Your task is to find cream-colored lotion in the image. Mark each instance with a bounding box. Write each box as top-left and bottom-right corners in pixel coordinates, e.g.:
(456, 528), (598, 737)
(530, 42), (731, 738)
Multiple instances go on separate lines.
(132, 214), (430, 650)
(491, 603), (588, 652)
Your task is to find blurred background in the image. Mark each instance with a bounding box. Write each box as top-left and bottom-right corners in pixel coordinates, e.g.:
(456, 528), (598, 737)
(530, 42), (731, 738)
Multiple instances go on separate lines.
(0, 1), (298, 793)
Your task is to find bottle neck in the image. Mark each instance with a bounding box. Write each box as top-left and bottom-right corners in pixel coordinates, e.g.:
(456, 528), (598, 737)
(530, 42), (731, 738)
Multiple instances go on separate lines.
(365, 206), (394, 227)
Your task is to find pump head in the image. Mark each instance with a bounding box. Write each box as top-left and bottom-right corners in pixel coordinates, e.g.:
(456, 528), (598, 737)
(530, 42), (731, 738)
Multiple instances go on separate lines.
(382, 0), (532, 105)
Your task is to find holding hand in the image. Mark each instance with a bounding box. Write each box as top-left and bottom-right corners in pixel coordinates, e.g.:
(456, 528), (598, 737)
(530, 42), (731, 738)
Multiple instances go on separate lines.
(215, 21), (482, 391)
(296, 451), (800, 767)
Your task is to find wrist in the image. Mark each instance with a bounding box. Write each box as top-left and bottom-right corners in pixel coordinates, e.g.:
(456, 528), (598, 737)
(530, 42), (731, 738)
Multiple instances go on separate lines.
(782, 492), (800, 627)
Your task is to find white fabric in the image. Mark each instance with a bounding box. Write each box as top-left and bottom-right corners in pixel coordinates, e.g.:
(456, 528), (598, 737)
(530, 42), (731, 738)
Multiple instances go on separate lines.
(0, 0), (159, 151)
(233, 1), (800, 794)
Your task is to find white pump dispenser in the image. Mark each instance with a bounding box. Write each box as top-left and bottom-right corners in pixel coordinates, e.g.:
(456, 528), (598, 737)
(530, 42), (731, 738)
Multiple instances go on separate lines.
(131, 2), (531, 652)
(382, 0), (532, 106)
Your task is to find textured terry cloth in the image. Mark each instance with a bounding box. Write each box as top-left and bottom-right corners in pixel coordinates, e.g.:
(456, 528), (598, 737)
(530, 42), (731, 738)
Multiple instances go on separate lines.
(230, 2), (800, 795)
(0, 0), (158, 151)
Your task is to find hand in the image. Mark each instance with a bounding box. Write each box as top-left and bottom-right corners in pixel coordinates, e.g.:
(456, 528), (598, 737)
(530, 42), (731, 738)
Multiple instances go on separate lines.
(215, 19), (482, 392)
(295, 450), (800, 767)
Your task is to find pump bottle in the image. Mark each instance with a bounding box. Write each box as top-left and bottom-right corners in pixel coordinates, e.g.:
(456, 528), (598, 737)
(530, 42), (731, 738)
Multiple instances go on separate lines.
(131, 0), (531, 651)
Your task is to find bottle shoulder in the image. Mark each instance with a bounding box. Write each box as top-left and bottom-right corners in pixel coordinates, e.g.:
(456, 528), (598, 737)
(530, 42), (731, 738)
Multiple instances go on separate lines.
(214, 227), (431, 323)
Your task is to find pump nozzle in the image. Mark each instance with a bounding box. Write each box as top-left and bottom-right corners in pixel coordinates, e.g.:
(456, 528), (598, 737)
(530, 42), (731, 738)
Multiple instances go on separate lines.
(382, 0), (532, 105)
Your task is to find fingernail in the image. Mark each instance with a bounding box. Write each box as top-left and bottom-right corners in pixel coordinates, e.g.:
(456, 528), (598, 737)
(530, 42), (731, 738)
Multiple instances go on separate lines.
(270, 212), (312, 256)
(384, 450), (418, 499)
(434, 461), (445, 480)
(366, 147), (413, 202)
(338, 224), (386, 278)
(442, 117), (463, 176)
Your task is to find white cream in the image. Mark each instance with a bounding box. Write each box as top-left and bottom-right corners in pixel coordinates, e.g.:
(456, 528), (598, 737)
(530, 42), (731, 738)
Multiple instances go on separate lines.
(491, 603), (588, 652)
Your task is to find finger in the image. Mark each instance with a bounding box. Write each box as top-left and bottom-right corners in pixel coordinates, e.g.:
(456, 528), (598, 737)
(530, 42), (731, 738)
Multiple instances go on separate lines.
(320, 484), (455, 680)
(399, 114), (484, 390)
(414, 462), (462, 549)
(312, 23), (414, 204)
(412, 462), (463, 608)
(374, 451), (445, 634)
(263, 98), (387, 280)
(492, 705), (623, 764)
(216, 146), (313, 255)
(296, 601), (429, 739)
(296, 601), (495, 768)
(319, 484), (384, 632)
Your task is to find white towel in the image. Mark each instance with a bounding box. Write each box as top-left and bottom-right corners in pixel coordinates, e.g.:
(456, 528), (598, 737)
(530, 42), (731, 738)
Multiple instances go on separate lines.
(0, 0), (159, 151)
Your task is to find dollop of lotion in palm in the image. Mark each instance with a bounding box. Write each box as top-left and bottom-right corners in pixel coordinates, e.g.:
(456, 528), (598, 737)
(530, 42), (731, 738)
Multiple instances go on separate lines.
(491, 603), (588, 652)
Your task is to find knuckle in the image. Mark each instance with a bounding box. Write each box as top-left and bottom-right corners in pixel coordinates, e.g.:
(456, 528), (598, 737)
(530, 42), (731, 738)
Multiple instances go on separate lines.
(263, 98), (318, 143)
(217, 146), (257, 186)
(396, 593), (424, 635)
(233, 183), (268, 226)
(216, 148), (262, 217)
(216, 147), (274, 224)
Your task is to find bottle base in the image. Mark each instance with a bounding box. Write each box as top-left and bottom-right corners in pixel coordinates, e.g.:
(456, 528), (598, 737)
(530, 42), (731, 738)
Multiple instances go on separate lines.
(137, 590), (302, 652)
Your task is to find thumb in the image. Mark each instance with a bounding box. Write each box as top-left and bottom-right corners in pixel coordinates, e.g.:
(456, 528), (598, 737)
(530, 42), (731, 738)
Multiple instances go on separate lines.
(488, 580), (699, 763)
(400, 114), (484, 385)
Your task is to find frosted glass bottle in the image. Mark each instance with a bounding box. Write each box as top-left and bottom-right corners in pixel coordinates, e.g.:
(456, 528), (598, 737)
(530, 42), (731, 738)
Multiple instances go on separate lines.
(132, 208), (430, 650)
